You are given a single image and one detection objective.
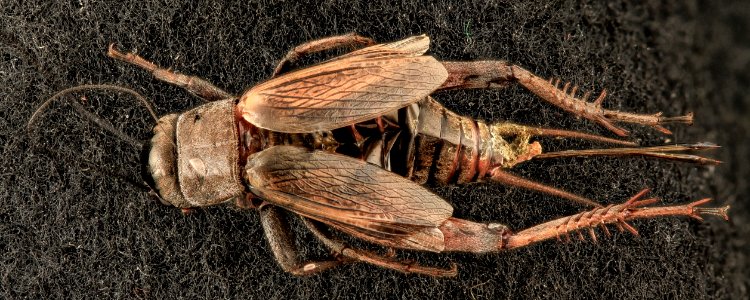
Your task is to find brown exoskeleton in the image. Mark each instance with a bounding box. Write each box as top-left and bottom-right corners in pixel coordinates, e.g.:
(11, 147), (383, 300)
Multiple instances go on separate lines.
(29, 34), (729, 276)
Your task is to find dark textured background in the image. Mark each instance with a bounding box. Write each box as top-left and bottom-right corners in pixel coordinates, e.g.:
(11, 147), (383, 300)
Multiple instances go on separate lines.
(2, 0), (748, 299)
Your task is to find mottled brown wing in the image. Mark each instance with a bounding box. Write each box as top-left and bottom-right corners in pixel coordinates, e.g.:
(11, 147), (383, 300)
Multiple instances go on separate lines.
(237, 35), (449, 133)
(244, 146), (454, 252)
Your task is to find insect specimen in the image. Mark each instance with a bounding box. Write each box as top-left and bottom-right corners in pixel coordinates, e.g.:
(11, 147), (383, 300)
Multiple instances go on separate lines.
(28, 34), (729, 276)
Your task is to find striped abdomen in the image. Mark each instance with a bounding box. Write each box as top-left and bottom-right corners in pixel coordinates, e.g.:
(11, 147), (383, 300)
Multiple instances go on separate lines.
(339, 96), (518, 186)
(406, 97), (499, 185)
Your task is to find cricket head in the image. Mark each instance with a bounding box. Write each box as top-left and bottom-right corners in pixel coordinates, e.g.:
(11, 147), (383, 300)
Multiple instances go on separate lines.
(141, 113), (183, 207)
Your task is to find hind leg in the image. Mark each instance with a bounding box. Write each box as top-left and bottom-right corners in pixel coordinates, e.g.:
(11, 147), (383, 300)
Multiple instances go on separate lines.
(439, 61), (693, 136)
(439, 189), (728, 252)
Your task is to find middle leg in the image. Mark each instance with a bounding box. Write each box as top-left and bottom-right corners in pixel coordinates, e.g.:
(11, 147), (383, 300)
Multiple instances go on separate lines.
(259, 206), (348, 276)
(272, 33), (376, 77)
(301, 217), (458, 277)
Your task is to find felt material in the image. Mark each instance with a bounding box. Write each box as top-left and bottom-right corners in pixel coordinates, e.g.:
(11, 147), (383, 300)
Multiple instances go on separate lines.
(2, 0), (747, 298)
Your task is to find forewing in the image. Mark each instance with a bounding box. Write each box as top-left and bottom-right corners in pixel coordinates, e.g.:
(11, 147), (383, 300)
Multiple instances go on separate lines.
(238, 35), (448, 133)
(244, 146), (453, 252)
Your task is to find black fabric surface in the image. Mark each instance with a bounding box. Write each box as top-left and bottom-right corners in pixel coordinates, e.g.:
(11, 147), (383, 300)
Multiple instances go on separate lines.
(2, 1), (748, 299)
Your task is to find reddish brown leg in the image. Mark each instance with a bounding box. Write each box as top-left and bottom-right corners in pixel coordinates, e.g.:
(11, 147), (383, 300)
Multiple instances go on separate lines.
(439, 61), (693, 136)
(440, 189), (729, 252)
(301, 218), (458, 277)
(260, 206), (349, 276)
(272, 33), (376, 77)
(439, 218), (511, 253)
(503, 189), (729, 249)
(107, 44), (233, 101)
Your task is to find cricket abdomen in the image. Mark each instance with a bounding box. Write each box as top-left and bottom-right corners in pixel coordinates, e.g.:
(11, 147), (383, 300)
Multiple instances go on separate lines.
(407, 97), (495, 185)
(405, 97), (546, 185)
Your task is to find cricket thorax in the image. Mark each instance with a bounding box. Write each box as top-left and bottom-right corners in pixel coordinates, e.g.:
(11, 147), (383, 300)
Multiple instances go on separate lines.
(146, 99), (244, 208)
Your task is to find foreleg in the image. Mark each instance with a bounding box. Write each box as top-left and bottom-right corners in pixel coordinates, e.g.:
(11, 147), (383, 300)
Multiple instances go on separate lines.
(107, 44), (233, 101)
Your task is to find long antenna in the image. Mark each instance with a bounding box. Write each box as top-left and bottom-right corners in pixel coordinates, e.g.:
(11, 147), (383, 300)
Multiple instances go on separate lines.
(27, 84), (159, 131)
(26, 84), (161, 193)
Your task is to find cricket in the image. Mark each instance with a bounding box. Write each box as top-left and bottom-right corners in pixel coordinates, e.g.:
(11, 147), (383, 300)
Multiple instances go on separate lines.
(28, 34), (729, 276)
